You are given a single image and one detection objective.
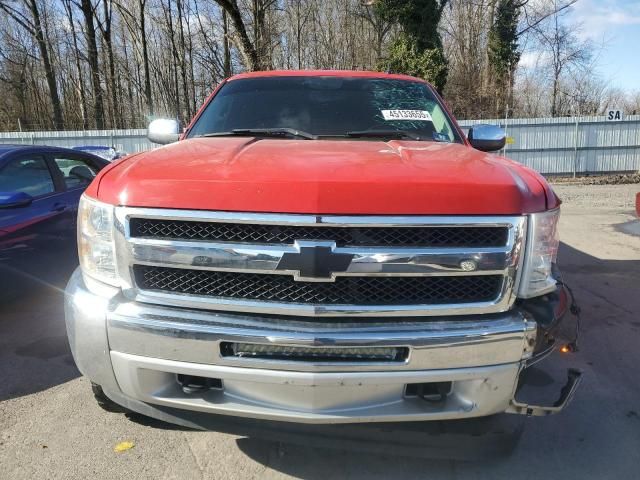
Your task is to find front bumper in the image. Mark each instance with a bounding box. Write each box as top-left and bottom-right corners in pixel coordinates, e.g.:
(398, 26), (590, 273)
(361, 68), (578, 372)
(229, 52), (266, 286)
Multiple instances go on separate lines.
(65, 268), (577, 425)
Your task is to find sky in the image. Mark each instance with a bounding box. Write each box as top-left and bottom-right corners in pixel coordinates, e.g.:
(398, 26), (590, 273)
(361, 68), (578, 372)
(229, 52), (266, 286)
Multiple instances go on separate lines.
(520, 0), (640, 92)
(570, 0), (640, 90)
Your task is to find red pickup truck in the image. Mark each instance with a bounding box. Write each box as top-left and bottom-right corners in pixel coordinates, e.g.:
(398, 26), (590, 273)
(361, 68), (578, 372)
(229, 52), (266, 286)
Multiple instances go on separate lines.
(65, 70), (580, 436)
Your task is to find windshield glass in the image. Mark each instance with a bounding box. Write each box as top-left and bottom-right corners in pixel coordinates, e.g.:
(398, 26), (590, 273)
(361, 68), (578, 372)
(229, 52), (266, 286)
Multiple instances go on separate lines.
(187, 76), (462, 143)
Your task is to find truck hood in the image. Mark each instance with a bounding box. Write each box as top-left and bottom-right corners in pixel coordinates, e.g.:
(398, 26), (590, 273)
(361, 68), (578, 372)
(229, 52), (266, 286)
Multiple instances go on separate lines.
(94, 137), (551, 215)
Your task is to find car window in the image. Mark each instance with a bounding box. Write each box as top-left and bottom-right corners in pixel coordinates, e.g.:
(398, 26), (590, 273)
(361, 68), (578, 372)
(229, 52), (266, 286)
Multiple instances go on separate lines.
(0, 155), (55, 197)
(52, 156), (98, 190)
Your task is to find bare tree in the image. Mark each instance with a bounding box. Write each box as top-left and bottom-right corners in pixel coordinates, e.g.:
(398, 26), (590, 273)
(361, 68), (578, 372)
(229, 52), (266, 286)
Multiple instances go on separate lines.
(114, 0), (154, 116)
(78, 0), (105, 128)
(0, 0), (634, 130)
(532, 7), (591, 116)
(61, 0), (89, 128)
(212, 0), (260, 70)
(95, 0), (120, 127)
(0, 0), (64, 128)
(356, 0), (393, 64)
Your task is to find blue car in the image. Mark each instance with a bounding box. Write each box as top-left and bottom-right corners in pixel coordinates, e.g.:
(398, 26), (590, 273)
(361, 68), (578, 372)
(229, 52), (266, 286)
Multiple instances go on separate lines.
(0, 145), (109, 297)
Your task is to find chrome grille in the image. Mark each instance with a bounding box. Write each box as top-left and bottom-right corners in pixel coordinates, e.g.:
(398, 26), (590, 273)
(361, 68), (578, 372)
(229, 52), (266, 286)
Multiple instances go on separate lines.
(114, 208), (526, 317)
(134, 266), (503, 305)
(129, 218), (509, 247)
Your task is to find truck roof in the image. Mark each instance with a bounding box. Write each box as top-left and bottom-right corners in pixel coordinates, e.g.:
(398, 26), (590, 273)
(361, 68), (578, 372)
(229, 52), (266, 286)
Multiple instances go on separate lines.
(227, 69), (429, 85)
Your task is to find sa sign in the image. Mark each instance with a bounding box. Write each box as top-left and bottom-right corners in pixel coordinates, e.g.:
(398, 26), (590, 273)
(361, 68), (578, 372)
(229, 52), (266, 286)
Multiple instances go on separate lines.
(606, 109), (623, 121)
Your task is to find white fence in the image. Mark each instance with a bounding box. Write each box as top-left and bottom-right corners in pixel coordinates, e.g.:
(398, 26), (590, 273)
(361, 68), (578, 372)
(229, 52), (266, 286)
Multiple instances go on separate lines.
(459, 115), (640, 175)
(1, 115), (639, 175)
(0, 128), (152, 156)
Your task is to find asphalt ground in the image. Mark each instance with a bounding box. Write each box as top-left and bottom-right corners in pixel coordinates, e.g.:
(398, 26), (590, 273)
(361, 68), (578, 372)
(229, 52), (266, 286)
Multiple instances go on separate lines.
(1, 183), (639, 479)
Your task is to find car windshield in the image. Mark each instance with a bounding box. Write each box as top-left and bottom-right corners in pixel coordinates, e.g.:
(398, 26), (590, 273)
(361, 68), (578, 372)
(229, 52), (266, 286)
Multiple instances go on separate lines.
(187, 76), (462, 143)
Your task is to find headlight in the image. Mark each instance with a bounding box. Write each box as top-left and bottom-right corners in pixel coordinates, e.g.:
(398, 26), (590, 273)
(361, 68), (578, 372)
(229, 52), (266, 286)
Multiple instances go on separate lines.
(518, 208), (560, 298)
(78, 195), (118, 286)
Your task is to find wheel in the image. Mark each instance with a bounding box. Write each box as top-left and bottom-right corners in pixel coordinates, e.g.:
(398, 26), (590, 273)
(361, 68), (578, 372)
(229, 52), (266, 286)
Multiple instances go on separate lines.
(91, 383), (129, 414)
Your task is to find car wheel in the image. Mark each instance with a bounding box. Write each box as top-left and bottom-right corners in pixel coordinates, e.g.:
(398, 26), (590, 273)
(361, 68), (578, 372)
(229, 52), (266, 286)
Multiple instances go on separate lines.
(91, 383), (129, 414)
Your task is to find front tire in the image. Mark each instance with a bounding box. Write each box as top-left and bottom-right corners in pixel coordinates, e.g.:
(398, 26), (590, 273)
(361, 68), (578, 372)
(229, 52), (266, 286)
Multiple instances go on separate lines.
(91, 383), (129, 414)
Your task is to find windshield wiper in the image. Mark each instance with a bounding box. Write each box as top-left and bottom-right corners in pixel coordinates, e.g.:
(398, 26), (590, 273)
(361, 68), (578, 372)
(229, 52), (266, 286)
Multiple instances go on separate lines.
(199, 128), (317, 140)
(345, 129), (422, 140)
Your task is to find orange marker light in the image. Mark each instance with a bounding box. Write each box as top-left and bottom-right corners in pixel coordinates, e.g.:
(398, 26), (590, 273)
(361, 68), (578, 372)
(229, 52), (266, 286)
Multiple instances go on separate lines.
(560, 345), (571, 354)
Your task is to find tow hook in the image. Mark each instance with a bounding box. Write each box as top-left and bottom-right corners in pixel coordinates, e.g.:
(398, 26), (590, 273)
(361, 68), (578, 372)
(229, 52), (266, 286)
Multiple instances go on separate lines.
(507, 368), (583, 416)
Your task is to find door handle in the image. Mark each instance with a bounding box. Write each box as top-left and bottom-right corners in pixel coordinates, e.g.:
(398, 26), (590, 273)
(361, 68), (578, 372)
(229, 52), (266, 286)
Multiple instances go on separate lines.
(51, 203), (67, 212)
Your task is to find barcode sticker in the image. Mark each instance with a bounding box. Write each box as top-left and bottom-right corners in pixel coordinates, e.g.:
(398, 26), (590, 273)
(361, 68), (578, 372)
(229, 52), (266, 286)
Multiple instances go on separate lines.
(381, 110), (432, 121)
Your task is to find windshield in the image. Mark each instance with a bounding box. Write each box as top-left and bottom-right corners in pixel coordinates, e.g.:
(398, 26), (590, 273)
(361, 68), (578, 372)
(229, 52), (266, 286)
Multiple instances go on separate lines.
(187, 76), (462, 143)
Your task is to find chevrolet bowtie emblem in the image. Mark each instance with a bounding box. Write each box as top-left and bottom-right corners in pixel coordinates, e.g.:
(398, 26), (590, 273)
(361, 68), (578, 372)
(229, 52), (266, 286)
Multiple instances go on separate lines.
(276, 241), (354, 281)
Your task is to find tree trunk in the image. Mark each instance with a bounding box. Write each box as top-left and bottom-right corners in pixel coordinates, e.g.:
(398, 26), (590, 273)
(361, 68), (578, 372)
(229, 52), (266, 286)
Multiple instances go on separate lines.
(80, 0), (105, 129)
(101, 0), (119, 128)
(296, 1), (302, 69)
(62, 0), (89, 129)
(551, 74), (559, 117)
(139, 0), (154, 115)
(214, 0), (260, 71)
(26, 0), (64, 129)
(176, 0), (191, 119)
(222, 9), (232, 77)
(162, 0), (181, 118)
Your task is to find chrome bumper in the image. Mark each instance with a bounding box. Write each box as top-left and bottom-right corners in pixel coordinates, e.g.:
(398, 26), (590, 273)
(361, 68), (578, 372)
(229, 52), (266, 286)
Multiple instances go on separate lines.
(65, 268), (556, 424)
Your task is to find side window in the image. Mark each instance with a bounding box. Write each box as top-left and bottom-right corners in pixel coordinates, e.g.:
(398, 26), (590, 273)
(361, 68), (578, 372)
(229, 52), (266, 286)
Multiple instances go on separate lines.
(0, 156), (55, 197)
(52, 156), (98, 190)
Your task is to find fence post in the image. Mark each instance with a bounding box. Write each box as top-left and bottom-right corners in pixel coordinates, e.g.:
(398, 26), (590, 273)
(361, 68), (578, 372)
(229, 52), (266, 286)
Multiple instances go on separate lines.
(572, 119), (579, 178)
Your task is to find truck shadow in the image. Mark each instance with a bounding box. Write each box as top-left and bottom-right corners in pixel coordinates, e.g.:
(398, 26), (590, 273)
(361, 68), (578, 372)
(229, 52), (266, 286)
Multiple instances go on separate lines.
(233, 415), (525, 468)
(234, 437), (461, 476)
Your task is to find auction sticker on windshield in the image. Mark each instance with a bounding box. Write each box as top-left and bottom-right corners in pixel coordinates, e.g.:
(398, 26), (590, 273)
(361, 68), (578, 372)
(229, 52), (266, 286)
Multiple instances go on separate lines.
(381, 110), (432, 121)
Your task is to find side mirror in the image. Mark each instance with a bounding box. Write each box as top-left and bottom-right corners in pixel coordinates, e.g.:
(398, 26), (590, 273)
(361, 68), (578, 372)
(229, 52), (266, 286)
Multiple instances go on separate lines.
(147, 118), (181, 145)
(0, 191), (33, 209)
(468, 124), (506, 152)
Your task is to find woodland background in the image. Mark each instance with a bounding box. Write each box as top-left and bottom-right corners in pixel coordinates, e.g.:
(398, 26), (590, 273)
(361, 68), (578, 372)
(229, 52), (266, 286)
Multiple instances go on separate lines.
(0, 0), (638, 131)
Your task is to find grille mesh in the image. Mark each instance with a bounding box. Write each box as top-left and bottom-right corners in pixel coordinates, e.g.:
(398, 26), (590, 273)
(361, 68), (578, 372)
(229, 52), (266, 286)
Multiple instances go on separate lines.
(129, 218), (508, 247)
(134, 266), (503, 305)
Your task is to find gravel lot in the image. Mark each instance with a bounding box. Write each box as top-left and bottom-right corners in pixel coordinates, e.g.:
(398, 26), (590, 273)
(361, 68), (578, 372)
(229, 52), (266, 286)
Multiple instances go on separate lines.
(1, 183), (639, 479)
